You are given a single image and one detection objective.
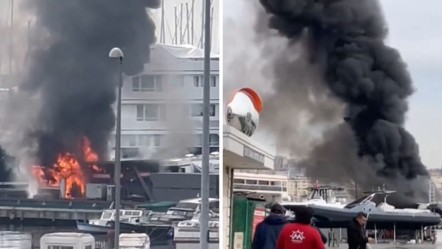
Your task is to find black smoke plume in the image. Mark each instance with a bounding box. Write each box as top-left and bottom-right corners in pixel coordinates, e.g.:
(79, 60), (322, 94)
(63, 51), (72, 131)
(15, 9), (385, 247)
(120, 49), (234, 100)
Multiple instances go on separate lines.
(3, 1), (159, 175)
(259, 0), (429, 199)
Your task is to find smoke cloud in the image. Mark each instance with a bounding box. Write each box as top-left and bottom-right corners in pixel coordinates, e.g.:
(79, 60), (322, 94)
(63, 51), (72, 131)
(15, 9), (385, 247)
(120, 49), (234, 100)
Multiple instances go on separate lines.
(224, 1), (342, 157)
(259, 0), (429, 200)
(1, 0), (159, 183)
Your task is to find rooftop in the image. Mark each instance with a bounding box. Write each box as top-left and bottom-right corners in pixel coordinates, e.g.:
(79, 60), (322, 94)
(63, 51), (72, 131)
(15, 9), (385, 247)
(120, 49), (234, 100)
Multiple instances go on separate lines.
(151, 43), (219, 59)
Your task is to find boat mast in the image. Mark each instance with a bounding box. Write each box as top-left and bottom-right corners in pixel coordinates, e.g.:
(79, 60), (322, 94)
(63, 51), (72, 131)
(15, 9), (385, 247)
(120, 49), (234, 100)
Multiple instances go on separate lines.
(8, 0), (14, 76)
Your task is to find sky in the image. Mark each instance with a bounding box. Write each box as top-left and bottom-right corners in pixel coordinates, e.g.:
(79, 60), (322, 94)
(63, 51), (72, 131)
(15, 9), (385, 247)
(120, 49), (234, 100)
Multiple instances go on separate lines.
(150, 0), (220, 53)
(1, 0), (441, 168)
(0, 0), (219, 75)
(223, 0), (442, 169)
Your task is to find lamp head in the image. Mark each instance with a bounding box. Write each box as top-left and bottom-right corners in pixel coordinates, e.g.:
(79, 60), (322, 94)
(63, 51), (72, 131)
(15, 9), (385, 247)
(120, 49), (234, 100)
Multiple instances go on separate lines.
(108, 47), (124, 60)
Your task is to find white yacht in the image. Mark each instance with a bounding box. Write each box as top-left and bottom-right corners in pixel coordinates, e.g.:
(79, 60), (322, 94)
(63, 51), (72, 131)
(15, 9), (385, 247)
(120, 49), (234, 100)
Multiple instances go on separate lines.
(76, 209), (146, 233)
(173, 211), (219, 249)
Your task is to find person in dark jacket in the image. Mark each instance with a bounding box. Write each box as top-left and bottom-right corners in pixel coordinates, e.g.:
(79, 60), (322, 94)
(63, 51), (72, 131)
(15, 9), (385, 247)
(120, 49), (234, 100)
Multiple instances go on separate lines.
(347, 212), (374, 249)
(252, 203), (287, 249)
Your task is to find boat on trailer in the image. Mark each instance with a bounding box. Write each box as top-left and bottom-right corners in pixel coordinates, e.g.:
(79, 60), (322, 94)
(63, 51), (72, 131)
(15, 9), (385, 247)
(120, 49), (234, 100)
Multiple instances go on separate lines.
(283, 190), (441, 230)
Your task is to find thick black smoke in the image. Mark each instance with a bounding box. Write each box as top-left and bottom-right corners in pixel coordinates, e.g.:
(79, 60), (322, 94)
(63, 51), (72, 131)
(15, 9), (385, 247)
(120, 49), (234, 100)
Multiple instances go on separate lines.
(16, 0), (159, 167)
(0, 147), (14, 182)
(259, 0), (429, 199)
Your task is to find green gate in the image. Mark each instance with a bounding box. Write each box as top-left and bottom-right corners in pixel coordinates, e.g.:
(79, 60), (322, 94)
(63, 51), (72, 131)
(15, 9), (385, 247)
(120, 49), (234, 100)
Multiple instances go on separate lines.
(230, 195), (267, 249)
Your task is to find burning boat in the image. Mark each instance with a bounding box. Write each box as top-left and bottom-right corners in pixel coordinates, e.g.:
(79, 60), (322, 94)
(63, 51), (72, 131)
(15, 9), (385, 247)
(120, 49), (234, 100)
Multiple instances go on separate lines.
(31, 137), (104, 199)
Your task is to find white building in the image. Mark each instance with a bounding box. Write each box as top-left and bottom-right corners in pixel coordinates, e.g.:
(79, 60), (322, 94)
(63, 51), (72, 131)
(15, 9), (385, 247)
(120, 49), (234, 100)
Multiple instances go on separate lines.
(232, 171), (290, 202)
(110, 44), (220, 159)
(223, 125), (275, 249)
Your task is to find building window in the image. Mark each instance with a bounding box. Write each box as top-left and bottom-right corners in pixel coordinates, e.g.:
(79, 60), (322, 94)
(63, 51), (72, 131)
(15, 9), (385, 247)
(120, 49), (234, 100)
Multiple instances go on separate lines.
(136, 104), (159, 121)
(122, 135), (137, 147)
(259, 181), (270, 185)
(193, 76), (201, 87)
(233, 179), (244, 184)
(138, 134), (161, 147)
(193, 76), (217, 87)
(132, 76), (140, 91)
(190, 104), (216, 117)
(210, 76), (217, 87)
(132, 74), (162, 92)
(245, 180), (257, 185)
(209, 134), (219, 146)
(141, 75), (154, 91)
(193, 134), (219, 146)
(190, 104), (203, 116)
(194, 134), (202, 146)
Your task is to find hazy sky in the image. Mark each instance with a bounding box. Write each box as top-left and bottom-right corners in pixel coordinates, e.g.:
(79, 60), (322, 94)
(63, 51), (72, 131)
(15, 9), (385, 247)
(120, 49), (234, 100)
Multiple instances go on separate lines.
(224, 0), (442, 169)
(150, 0), (220, 53)
(0, 0), (219, 75)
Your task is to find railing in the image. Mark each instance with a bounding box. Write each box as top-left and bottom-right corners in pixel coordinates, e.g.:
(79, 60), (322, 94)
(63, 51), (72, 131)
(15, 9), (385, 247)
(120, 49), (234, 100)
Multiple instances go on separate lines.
(96, 241), (110, 249)
(234, 184), (287, 192)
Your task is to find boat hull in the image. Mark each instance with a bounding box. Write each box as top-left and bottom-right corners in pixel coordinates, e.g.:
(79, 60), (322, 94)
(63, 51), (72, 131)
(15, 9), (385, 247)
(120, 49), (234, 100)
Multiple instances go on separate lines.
(286, 205), (441, 229)
(76, 220), (111, 234)
(109, 221), (172, 245)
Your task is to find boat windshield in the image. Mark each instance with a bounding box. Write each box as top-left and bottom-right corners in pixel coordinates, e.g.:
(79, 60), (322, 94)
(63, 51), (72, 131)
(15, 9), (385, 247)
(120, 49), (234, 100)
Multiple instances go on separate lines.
(101, 211), (114, 220)
(192, 212), (201, 221)
(344, 193), (387, 209)
(175, 202), (199, 210)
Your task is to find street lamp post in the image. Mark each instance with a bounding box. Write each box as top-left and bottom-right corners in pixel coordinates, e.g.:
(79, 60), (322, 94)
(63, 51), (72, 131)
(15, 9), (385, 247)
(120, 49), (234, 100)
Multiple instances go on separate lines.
(109, 47), (124, 249)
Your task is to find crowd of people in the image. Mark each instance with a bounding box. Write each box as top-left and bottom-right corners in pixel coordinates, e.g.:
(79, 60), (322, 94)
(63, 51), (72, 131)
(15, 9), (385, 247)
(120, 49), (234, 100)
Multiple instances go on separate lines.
(252, 204), (373, 249)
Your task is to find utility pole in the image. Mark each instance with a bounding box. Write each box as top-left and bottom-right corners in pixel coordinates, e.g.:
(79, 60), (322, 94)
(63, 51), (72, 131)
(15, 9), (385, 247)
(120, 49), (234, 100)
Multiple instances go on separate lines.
(199, 0), (211, 247)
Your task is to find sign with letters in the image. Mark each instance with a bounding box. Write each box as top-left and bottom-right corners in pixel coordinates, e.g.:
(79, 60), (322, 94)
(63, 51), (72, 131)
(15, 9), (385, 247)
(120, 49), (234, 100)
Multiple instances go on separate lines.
(243, 146), (265, 164)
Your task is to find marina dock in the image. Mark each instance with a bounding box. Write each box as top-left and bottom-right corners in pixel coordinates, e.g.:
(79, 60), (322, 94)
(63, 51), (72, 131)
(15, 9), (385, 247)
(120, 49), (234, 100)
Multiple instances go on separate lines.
(0, 198), (112, 225)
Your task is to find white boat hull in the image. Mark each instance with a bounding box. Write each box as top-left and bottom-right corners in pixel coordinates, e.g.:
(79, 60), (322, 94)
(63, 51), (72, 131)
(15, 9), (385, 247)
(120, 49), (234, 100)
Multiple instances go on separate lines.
(76, 221), (111, 234)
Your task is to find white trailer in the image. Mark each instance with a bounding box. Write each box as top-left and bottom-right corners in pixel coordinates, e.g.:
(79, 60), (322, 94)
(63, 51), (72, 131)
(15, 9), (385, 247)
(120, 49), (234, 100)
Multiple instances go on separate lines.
(40, 232), (95, 249)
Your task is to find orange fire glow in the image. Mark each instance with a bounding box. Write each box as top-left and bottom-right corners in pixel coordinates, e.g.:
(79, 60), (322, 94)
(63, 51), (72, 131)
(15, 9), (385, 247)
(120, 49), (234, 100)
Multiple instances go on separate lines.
(32, 137), (105, 198)
(83, 137), (98, 163)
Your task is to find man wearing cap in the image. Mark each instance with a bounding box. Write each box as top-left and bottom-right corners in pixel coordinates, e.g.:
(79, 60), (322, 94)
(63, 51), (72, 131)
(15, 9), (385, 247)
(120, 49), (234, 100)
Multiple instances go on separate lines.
(347, 212), (374, 249)
(252, 203), (288, 249)
(276, 206), (325, 249)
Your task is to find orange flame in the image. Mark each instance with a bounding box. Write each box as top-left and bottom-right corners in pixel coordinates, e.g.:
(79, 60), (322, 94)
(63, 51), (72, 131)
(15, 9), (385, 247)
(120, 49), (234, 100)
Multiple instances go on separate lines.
(83, 137), (98, 163)
(83, 137), (105, 174)
(56, 152), (85, 197)
(32, 137), (104, 198)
